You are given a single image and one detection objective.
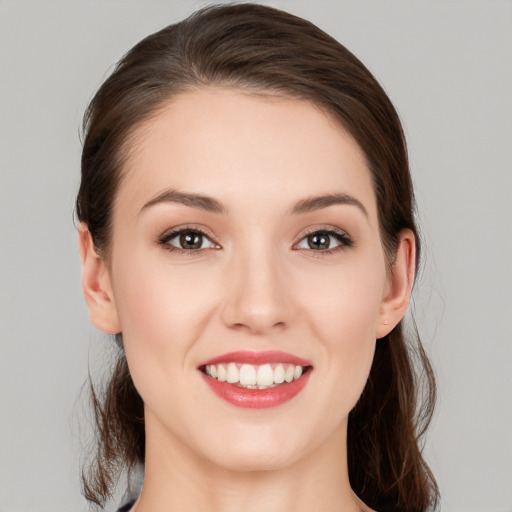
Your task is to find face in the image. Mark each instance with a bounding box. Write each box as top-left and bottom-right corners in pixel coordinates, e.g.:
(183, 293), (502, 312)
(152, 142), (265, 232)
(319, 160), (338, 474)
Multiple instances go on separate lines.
(93, 89), (404, 472)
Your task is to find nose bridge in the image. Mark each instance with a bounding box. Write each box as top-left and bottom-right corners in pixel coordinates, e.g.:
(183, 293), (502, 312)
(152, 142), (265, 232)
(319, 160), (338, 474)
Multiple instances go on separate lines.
(222, 237), (289, 333)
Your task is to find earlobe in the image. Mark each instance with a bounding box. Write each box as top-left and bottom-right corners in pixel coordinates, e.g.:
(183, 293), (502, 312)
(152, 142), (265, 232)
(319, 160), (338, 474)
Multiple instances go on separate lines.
(376, 229), (416, 339)
(78, 223), (121, 335)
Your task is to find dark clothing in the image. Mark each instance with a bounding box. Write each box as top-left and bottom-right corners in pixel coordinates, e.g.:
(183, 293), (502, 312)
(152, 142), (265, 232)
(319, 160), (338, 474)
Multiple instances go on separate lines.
(118, 501), (135, 512)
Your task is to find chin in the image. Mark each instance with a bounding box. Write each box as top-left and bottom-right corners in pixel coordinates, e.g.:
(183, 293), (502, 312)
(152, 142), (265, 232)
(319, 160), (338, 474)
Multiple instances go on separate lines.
(212, 448), (297, 473)
(198, 426), (312, 473)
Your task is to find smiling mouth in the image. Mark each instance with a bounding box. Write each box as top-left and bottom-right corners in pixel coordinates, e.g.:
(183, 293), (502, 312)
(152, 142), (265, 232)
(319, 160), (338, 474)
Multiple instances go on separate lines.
(198, 351), (313, 408)
(200, 362), (311, 389)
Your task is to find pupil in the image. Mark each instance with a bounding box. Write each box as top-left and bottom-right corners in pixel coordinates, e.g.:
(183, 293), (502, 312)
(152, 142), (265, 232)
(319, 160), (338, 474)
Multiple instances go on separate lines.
(308, 233), (330, 250)
(180, 232), (202, 249)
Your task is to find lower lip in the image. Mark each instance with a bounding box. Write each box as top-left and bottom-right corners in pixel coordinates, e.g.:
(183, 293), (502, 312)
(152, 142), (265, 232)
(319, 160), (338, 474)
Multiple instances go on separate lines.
(200, 370), (311, 409)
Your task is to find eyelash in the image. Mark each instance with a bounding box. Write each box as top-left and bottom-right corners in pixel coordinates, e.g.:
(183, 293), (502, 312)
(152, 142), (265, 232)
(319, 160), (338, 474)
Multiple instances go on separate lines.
(294, 227), (354, 254)
(158, 226), (218, 254)
(158, 227), (353, 254)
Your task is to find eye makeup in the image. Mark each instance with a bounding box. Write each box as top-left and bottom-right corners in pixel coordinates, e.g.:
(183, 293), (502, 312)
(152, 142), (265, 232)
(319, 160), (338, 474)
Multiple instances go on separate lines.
(293, 226), (354, 255)
(157, 223), (354, 256)
(158, 226), (220, 254)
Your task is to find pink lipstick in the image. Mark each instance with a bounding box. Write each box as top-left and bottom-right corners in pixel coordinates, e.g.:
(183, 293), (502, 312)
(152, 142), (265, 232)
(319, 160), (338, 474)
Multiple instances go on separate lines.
(198, 350), (312, 409)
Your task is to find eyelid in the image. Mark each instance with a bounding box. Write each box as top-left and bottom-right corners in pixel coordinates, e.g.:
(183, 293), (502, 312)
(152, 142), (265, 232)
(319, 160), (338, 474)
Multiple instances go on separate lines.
(157, 224), (352, 254)
(158, 225), (221, 252)
(292, 225), (354, 252)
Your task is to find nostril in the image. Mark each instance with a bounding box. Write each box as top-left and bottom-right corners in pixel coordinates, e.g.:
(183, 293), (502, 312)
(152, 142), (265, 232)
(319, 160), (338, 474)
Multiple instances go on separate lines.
(230, 323), (252, 333)
(229, 320), (287, 334)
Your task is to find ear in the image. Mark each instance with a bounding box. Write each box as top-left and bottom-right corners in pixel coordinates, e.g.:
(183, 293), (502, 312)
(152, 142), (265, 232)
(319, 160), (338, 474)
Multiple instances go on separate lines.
(78, 223), (121, 335)
(376, 229), (416, 339)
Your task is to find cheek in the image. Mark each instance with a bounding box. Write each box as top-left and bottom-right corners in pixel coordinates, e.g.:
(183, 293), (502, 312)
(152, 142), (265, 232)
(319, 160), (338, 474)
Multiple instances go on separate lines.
(299, 251), (386, 341)
(296, 253), (385, 407)
(110, 253), (220, 389)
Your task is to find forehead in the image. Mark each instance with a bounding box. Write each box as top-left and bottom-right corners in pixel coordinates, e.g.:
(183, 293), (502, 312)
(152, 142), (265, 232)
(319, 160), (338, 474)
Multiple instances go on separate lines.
(116, 88), (377, 221)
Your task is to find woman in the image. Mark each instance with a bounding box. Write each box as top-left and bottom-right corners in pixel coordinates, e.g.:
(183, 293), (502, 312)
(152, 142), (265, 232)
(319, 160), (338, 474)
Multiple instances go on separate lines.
(76, 4), (438, 511)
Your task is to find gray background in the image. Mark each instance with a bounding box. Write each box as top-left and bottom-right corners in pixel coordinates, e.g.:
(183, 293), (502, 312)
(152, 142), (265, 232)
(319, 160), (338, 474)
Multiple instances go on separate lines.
(1, 1), (511, 511)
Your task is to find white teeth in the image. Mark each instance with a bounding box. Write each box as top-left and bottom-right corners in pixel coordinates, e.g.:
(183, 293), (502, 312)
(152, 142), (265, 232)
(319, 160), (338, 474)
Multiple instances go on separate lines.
(257, 364), (274, 386)
(204, 362), (307, 388)
(217, 364), (227, 382)
(239, 364), (257, 385)
(274, 364), (285, 384)
(226, 363), (239, 383)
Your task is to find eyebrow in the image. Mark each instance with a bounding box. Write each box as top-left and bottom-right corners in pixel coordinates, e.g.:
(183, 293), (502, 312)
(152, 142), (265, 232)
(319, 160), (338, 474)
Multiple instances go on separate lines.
(140, 189), (226, 214)
(290, 193), (368, 217)
(140, 189), (367, 218)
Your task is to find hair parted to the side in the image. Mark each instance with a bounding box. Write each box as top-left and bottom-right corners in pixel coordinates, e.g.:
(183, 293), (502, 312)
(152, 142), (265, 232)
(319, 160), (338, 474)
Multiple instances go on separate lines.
(76, 3), (438, 511)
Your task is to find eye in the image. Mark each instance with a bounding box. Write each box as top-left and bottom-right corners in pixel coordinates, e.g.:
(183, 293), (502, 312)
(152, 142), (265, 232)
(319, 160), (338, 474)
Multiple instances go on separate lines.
(295, 229), (352, 251)
(160, 228), (217, 251)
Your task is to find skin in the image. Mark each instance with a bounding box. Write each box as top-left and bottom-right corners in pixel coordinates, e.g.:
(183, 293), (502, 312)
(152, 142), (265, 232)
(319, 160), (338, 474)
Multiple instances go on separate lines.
(79, 89), (415, 512)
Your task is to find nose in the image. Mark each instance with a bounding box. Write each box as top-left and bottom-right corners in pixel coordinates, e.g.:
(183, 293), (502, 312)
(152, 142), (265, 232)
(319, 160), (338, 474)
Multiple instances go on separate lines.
(221, 245), (291, 335)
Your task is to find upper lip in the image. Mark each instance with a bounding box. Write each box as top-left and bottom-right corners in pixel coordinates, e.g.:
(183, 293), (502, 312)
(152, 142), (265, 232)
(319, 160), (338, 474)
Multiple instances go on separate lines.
(198, 350), (311, 368)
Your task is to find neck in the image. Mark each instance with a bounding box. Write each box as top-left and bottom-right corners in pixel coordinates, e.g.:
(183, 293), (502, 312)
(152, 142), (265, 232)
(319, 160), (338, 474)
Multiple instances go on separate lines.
(133, 416), (369, 512)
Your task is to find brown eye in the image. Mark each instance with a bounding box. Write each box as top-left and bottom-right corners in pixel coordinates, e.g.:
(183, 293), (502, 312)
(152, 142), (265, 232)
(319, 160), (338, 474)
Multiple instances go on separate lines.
(306, 232), (331, 250)
(295, 229), (352, 252)
(179, 232), (203, 249)
(161, 229), (216, 251)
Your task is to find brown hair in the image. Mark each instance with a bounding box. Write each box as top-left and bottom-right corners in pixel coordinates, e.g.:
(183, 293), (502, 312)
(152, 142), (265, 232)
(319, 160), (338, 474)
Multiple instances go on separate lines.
(76, 4), (438, 511)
